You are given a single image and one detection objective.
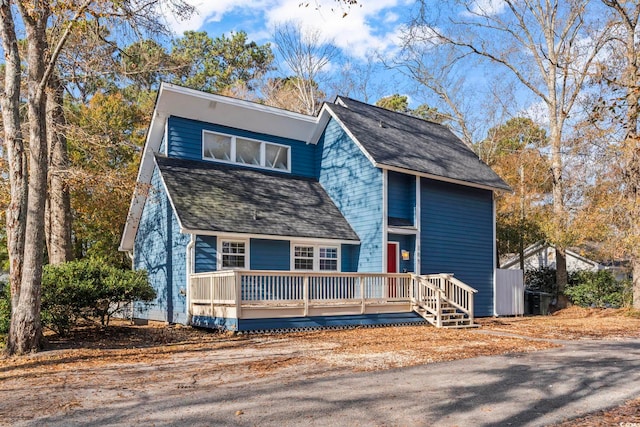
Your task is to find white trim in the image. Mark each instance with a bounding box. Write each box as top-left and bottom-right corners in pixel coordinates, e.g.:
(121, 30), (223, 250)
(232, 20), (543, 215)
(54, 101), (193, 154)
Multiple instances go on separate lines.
(415, 175), (421, 275)
(162, 82), (317, 123)
(380, 164), (510, 193)
(387, 227), (418, 235)
(386, 241), (400, 273)
(182, 229), (359, 245)
(186, 234), (195, 324)
(290, 242), (341, 272)
(382, 169), (388, 273)
(164, 120), (169, 156)
(217, 238), (250, 270)
(492, 193), (497, 316)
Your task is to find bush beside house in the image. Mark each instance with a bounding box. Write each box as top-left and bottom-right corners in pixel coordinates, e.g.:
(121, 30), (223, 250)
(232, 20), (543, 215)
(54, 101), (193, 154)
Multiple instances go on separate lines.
(525, 267), (632, 308)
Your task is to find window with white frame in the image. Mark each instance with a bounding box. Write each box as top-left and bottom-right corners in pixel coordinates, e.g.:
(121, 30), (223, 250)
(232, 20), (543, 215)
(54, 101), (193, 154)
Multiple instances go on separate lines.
(220, 240), (247, 269)
(294, 246), (314, 270)
(292, 244), (339, 272)
(319, 247), (338, 271)
(203, 130), (290, 172)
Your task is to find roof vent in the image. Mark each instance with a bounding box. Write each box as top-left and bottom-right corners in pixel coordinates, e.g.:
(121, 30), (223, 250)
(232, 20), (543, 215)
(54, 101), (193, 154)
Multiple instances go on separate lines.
(379, 120), (386, 128)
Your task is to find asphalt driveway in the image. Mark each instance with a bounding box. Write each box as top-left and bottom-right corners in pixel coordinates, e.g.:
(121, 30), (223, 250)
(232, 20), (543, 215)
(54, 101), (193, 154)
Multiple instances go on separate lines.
(24, 337), (640, 426)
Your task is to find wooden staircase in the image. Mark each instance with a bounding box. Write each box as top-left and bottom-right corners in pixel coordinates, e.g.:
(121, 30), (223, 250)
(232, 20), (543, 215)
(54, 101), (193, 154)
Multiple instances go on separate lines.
(411, 274), (479, 329)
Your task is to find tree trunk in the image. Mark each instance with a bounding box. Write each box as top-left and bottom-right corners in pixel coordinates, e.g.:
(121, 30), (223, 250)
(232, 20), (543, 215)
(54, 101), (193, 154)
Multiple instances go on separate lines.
(549, 112), (569, 307)
(6, 3), (50, 355)
(0, 0), (28, 318)
(46, 75), (73, 264)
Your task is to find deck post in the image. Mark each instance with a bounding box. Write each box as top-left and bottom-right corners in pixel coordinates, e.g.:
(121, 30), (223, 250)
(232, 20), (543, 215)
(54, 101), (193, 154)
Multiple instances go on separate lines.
(469, 291), (475, 324)
(436, 289), (443, 328)
(234, 271), (242, 319)
(360, 275), (365, 314)
(303, 275), (309, 317)
(209, 276), (214, 317)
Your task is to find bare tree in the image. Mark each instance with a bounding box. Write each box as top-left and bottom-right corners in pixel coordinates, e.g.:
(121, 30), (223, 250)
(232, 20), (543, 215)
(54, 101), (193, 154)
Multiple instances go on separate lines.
(273, 22), (339, 115)
(595, 1), (640, 308)
(403, 1), (607, 303)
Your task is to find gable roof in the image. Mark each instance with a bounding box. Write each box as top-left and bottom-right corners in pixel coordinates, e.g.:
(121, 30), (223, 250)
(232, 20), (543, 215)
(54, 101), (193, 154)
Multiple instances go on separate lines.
(324, 97), (511, 192)
(500, 241), (601, 270)
(155, 155), (359, 242)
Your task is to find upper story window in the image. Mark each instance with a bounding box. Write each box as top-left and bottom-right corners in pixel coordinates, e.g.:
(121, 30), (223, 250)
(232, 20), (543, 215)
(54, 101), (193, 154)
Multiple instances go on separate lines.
(203, 130), (290, 172)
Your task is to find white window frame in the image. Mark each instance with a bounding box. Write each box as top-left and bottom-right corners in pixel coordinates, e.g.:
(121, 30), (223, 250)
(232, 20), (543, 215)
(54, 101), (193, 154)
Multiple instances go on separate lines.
(202, 130), (291, 173)
(290, 242), (341, 272)
(217, 238), (250, 270)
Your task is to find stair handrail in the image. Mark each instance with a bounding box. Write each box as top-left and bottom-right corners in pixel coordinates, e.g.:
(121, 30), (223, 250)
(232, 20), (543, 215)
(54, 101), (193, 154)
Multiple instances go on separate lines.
(436, 273), (477, 324)
(411, 274), (444, 326)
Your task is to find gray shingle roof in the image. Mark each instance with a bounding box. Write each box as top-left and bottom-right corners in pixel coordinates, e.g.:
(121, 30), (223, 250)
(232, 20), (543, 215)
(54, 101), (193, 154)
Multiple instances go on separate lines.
(155, 155), (359, 241)
(328, 97), (511, 191)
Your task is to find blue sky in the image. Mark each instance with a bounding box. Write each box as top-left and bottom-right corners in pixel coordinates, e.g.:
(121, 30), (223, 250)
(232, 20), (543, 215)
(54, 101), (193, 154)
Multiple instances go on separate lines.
(166, 0), (415, 60)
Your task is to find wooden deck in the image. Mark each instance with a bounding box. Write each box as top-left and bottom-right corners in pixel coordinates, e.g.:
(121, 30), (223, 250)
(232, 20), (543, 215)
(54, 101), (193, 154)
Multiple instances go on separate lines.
(188, 271), (477, 330)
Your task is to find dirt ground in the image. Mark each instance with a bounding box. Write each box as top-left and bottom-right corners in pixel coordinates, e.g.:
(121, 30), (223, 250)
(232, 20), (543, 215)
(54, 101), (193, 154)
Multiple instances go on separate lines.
(1, 307), (639, 426)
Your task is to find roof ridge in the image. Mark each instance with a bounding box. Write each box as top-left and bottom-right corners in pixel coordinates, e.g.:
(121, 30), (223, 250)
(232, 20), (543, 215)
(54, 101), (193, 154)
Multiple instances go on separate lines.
(335, 95), (446, 127)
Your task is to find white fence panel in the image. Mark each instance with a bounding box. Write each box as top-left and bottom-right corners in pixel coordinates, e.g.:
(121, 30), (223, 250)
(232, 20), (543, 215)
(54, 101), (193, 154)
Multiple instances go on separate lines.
(496, 269), (524, 316)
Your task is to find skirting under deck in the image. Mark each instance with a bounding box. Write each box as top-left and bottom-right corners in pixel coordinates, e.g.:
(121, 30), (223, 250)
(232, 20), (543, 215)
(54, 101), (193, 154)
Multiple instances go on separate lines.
(191, 312), (427, 332)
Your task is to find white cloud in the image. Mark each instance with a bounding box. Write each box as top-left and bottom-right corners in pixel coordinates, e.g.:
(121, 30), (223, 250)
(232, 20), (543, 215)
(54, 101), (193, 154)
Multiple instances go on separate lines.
(465, 0), (507, 17)
(164, 0), (266, 35)
(167, 0), (407, 60)
(265, 0), (406, 59)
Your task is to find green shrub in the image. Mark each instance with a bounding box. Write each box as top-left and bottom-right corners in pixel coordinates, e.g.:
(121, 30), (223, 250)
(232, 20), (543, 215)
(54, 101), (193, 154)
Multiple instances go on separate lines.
(41, 259), (155, 335)
(524, 267), (558, 294)
(564, 270), (630, 308)
(0, 280), (10, 335)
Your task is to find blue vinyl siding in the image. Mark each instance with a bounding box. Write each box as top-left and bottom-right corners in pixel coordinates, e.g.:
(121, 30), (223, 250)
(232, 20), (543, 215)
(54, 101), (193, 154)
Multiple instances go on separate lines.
(195, 235), (217, 273)
(341, 244), (359, 272)
(134, 166), (190, 324)
(388, 234), (416, 273)
(250, 238), (290, 270)
(388, 171), (415, 224)
(317, 118), (383, 272)
(166, 116), (316, 177)
(420, 178), (494, 316)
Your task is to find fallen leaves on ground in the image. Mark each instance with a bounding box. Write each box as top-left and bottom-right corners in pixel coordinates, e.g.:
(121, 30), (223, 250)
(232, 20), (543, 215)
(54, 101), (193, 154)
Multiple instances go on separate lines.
(478, 306), (640, 340)
(552, 397), (640, 426)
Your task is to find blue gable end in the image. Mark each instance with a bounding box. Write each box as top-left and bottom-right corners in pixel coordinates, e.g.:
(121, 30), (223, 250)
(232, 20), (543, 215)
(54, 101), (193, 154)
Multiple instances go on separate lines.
(420, 178), (494, 316)
(134, 166), (189, 324)
(317, 118), (383, 272)
(166, 116), (316, 178)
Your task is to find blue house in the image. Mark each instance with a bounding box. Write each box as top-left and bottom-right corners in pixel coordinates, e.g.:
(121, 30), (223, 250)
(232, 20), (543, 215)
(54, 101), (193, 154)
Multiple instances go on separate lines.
(120, 83), (510, 331)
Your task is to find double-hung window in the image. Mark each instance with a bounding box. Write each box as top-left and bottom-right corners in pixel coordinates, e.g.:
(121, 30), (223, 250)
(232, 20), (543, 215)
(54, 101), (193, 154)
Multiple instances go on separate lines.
(219, 240), (247, 269)
(203, 130), (290, 172)
(292, 244), (339, 272)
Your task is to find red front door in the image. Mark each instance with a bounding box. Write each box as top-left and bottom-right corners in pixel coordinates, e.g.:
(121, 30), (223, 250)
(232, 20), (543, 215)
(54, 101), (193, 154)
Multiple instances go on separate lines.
(387, 242), (398, 273)
(387, 242), (399, 298)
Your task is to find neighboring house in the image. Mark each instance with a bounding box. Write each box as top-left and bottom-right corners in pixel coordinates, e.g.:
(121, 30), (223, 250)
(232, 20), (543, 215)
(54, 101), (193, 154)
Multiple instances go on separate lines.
(120, 83), (511, 331)
(501, 241), (631, 281)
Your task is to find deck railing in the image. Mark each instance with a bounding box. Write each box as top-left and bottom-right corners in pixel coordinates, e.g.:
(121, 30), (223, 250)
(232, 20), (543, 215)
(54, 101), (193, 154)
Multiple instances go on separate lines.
(189, 270), (413, 318)
(189, 270), (476, 326)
